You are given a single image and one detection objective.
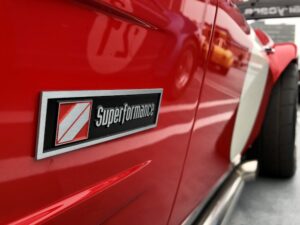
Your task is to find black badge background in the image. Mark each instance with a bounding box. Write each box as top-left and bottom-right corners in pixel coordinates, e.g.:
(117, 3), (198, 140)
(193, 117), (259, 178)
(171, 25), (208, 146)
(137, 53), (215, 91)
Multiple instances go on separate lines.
(43, 93), (161, 153)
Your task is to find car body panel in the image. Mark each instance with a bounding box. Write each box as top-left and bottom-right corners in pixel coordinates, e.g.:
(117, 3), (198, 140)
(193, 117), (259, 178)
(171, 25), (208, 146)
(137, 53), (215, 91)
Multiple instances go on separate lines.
(0, 0), (207, 224)
(10, 161), (151, 225)
(268, 43), (298, 83)
(168, 1), (254, 223)
(0, 0), (297, 224)
(239, 29), (298, 156)
(230, 29), (269, 161)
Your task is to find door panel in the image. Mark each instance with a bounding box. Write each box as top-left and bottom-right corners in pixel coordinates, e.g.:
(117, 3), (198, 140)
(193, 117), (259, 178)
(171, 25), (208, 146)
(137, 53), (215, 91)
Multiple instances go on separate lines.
(0, 0), (211, 224)
(169, 1), (253, 224)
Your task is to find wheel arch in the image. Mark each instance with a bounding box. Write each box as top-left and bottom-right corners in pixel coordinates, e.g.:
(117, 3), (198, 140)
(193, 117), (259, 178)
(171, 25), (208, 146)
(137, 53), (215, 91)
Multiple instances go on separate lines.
(242, 43), (298, 158)
(268, 42), (298, 84)
(243, 60), (298, 161)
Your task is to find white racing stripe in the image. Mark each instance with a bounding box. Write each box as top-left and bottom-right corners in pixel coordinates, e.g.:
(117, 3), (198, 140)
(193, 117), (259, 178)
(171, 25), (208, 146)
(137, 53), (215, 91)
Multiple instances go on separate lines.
(230, 29), (270, 162)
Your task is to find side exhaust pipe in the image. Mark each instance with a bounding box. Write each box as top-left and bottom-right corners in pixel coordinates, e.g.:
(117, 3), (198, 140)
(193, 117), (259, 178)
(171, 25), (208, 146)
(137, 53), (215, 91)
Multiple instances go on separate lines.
(193, 161), (258, 225)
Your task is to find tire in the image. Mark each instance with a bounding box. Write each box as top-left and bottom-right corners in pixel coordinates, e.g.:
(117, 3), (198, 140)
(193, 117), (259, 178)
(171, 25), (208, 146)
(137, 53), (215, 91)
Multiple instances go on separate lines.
(253, 62), (298, 178)
(298, 85), (300, 104)
(298, 70), (300, 104)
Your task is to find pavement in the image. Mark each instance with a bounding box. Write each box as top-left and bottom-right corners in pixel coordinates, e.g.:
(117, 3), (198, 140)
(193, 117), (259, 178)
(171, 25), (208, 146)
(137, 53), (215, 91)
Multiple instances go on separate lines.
(229, 108), (300, 225)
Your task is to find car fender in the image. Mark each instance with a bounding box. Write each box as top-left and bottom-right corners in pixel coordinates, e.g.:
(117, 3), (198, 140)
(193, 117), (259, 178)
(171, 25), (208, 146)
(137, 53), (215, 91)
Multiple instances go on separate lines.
(254, 28), (297, 83)
(240, 43), (297, 157)
(268, 42), (298, 84)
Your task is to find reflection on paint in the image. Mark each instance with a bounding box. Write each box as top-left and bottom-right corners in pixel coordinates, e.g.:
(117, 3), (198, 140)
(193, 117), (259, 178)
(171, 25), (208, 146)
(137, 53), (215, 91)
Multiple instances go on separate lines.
(194, 111), (233, 130)
(87, 1), (147, 74)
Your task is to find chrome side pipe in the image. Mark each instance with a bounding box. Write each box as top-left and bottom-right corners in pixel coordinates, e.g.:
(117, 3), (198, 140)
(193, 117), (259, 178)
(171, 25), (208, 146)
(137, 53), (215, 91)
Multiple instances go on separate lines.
(193, 161), (258, 225)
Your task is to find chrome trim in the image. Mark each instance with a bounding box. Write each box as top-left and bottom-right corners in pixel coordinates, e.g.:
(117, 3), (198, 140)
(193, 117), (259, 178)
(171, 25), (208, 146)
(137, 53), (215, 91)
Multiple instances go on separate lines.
(264, 46), (275, 54)
(36, 89), (163, 160)
(182, 161), (258, 225)
(181, 166), (234, 225)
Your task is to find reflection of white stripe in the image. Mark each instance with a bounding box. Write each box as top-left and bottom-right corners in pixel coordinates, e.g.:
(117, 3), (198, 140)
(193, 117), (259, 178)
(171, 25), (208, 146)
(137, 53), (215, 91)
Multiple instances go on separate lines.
(199, 99), (239, 109)
(160, 99), (239, 115)
(206, 79), (240, 98)
(58, 103), (89, 141)
(195, 111), (233, 129)
(160, 103), (196, 114)
(59, 107), (90, 143)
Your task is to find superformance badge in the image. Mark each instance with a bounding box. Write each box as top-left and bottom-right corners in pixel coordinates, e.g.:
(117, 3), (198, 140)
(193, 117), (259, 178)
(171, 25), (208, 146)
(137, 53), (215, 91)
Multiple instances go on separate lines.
(36, 89), (162, 159)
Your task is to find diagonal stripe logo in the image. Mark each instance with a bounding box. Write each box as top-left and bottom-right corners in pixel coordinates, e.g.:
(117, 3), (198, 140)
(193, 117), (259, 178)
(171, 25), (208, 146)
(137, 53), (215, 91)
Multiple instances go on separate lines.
(55, 100), (92, 146)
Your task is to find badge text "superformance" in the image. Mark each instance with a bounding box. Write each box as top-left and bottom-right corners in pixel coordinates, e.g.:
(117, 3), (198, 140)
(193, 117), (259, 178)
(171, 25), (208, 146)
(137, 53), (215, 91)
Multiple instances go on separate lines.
(95, 103), (155, 128)
(36, 89), (162, 160)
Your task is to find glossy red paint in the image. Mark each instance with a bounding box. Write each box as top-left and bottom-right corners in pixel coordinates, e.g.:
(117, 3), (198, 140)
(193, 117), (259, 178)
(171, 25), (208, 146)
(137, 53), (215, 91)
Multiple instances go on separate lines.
(0, 0), (293, 224)
(255, 28), (297, 84)
(268, 43), (298, 83)
(255, 29), (297, 84)
(254, 29), (273, 47)
(169, 1), (253, 223)
(9, 161), (151, 225)
(0, 0), (209, 224)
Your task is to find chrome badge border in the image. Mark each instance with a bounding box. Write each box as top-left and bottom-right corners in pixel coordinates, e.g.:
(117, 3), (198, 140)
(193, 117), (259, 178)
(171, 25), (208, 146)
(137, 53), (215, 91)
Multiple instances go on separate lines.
(36, 89), (163, 160)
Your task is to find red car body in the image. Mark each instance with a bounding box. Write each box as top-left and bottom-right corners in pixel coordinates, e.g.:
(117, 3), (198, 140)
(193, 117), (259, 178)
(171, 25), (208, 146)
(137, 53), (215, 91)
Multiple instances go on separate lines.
(0, 0), (297, 224)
